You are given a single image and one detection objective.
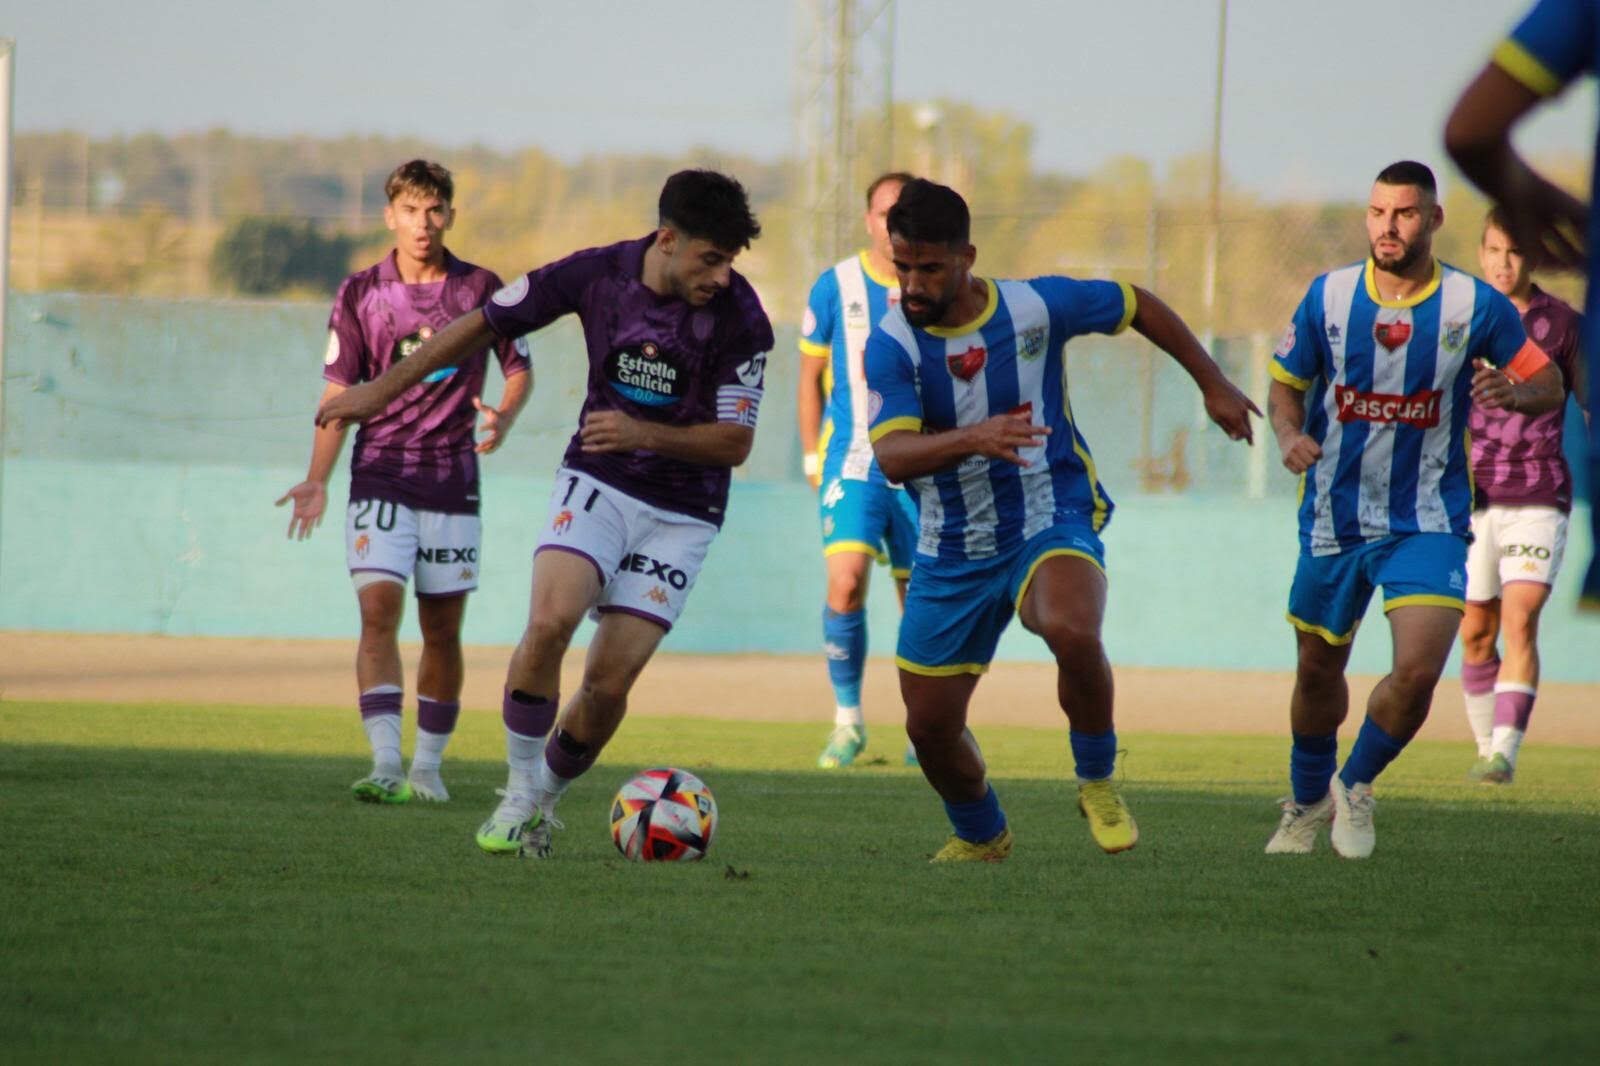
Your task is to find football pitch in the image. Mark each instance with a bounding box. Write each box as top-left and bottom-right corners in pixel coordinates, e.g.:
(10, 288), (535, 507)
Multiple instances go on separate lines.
(3, 700), (1597, 1065)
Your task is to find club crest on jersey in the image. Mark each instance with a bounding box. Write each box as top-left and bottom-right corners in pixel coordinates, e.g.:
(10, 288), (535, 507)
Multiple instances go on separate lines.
(1442, 321), (1468, 353)
(607, 341), (685, 406)
(1018, 326), (1047, 361)
(1374, 320), (1412, 352)
(947, 344), (987, 381)
(1333, 385), (1441, 427)
(353, 534), (371, 559)
(552, 510), (574, 534)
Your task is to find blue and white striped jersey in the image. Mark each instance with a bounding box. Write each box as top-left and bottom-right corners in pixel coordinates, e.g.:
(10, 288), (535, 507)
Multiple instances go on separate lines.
(800, 252), (901, 484)
(1271, 259), (1531, 556)
(864, 276), (1135, 561)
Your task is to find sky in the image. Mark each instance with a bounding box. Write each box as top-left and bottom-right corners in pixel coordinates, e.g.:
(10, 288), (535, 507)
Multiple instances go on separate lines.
(4, 0), (1595, 201)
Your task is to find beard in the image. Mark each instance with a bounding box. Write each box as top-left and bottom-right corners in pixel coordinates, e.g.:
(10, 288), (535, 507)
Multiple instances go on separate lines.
(902, 292), (951, 327)
(1370, 238), (1426, 274)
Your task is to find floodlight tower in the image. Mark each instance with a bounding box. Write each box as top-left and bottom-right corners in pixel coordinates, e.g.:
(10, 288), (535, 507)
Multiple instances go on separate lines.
(795, 0), (897, 270)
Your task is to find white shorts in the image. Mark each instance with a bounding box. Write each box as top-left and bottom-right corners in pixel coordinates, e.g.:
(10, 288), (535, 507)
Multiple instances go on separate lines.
(1465, 505), (1568, 602)
(535, 467), (717, 630)
(345, 499), (481, 597)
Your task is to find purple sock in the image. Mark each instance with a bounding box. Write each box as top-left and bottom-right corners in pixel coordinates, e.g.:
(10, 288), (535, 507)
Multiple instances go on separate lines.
(417, 696), (460, 735)
(503, 688), (557, 738)
(358, 689), (403, 719)
(1462, 657), (1499, 696)
(1493, 686), (1536, 731)
(543, 728), (597, 783)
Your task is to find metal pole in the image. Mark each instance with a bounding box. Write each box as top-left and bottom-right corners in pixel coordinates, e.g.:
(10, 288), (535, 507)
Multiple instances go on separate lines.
(1201, 0), (1228, 358)
(882, 0), (896, 172)
(832, 0), (854, 260)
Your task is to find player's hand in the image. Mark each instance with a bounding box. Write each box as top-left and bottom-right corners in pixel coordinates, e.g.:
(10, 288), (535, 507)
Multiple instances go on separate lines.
(316, 382), (384, 430)
(1278, 433), (1322, 475)
(275, 480), (327, 540)
(473, 396), (511, 454)
(967, 412), (1051, 467)
(1471, 358), (1518, 411)
(579, 409), (649, 453)
(1202, 379), (1261, 445)
(1499, 177), (1588, 272)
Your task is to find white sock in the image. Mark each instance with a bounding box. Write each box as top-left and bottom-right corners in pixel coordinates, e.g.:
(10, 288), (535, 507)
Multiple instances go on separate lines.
(1464, 692), (1496, 757)
(1491, 725), (1525, 767)
(834, 706), (864, 729)
(506, 730), (543, 792)
(411, 728), (450, 772)
(362, 713), (403, 775)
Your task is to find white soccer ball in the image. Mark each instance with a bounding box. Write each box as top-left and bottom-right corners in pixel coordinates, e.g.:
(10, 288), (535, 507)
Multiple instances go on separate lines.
(609, 767), (718, 862)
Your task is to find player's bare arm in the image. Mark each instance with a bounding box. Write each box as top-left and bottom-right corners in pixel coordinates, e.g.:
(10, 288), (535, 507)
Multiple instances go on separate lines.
(1267, 379), (1321, 475)
(474, 367), (532, 455)
(796, 355), (827, 489)
(277, 380), (349, 539)
(872, 414), (1050, 483)
(579, 409), (755, 467)
(1129, 285), (1260, 444)
(317, 309), (496, 429)
(1471, 358), (1565, 414)
(1445, 63), (1588, 270)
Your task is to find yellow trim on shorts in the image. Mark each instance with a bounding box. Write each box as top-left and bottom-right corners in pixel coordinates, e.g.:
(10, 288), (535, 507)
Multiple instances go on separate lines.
(1286, 612), (1356, 646)
(825, 540), (887, 562)
(1384, 594), (1465, 613)
(896, 656), (990, 677)
(1493, 38), (1563, 96)
(1112, 281), (1138, 335)
(870, 416), (923, 442)
(1014, 548), (1105, 612)
(890, 567), (912, 579)
(926, 279), (998, 337)
(799, 337), (830, 358)
(1269, 361), (1312, 391)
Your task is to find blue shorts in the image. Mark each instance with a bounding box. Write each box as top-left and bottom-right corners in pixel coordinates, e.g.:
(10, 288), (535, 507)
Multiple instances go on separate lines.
(819, 476), (918, 577)
(1287, 533), (1468, 645)
(897, 521), (1106, 676)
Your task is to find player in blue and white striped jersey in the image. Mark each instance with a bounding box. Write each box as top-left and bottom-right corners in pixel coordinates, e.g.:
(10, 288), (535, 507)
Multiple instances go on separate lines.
(797, 172), (922, 770)
(1264, 162), (1565, 861)
(865, 180), (1259, 861)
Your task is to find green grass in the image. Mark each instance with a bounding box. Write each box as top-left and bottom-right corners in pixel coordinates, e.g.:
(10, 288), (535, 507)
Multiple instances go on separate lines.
(2, 701), (1597, 1065)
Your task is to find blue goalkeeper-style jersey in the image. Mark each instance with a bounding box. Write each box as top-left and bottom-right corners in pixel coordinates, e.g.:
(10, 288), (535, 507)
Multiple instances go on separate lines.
(800, 252), (901, 484)
(1271, 259), (1530, 557)
(864, 276), (1136, 561)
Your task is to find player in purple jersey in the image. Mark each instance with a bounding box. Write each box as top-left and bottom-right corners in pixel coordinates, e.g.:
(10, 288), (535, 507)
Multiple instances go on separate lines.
(277, 160), (531, 805)
(1264, 163), (1565, 860)
(1460, 207), (1586, 784)
(317, 170), (774, 858)
(1444, 0), (1599, 611)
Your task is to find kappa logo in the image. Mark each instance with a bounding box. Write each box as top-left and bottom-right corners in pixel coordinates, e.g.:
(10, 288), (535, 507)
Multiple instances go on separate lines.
(552, 510), (574, 534)
(1443, 321), (1468, 353)
(1374, 320), (1412, 351)
(1333, 385), (1441, 427)
(947, 344), (987, 381)
(459, 567), (475, 581)
(1018, 326), (1047, 361)
(645, 587), (671, 605)
(353, 534), (371, 559)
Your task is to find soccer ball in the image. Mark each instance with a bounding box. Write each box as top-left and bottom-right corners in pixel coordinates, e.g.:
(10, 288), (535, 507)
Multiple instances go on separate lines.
(610, 767), (718, 862)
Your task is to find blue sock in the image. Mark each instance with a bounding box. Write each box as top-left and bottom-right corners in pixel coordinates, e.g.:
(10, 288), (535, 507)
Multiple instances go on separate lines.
(822, 606), (867, 708)
(1069, 728), (1117, 780)
(944, 785), (1007, 843)
(1290, 732), (1338, 805)
(1339, 716), (1407, 788)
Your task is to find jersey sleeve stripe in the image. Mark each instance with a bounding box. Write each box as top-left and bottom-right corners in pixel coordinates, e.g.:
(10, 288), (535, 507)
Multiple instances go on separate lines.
(798, 338), (830, 358)
(1493, 38), (1564, 96)
(1269, 361), (1312, 391)
(1112, 281), (1138, 335)
(1505, 338), (1552, 381)
(869, 415), (924, 442)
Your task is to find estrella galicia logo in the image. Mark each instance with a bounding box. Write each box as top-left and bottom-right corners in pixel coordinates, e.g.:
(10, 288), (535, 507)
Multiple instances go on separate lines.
(393, 325), (457, 384)
(607, 341), (685, 406)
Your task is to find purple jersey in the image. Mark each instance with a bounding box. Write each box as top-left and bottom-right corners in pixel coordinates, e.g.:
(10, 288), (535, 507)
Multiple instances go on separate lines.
(481, 235), (774, 527)
(325, 250), (531, 514)
(1468, 287), (1584, 511)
